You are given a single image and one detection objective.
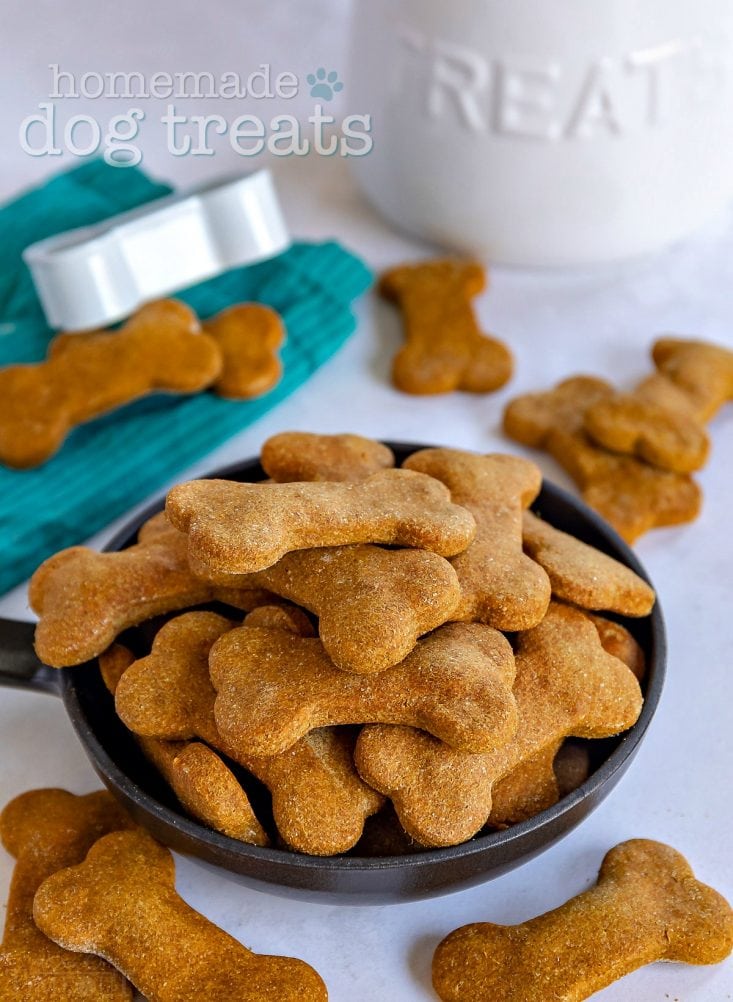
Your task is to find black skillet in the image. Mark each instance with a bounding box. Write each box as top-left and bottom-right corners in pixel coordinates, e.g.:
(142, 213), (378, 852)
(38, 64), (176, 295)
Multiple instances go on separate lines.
(0, 443), (665, 903)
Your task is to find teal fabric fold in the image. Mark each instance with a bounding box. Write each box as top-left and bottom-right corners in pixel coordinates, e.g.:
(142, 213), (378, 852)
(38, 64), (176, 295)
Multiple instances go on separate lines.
(0, 162), (373, 594)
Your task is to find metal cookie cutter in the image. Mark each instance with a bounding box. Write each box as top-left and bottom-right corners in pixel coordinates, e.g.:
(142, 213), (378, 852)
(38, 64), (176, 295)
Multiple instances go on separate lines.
(23, 169), (290, 331)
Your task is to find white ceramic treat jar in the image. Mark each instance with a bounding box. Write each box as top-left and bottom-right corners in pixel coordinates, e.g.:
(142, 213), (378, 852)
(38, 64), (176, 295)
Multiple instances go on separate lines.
(348, 0), (733, 265)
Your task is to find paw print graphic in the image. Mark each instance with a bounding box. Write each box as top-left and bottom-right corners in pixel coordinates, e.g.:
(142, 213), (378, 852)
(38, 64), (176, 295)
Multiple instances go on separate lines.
(307, 68), (344, 102)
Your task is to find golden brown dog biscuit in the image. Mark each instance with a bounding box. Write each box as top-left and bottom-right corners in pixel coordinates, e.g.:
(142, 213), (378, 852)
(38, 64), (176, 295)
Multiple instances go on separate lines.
(587, 613), (646, 681)
(261, 431), (395, 482)
(29, 516), (272, 668)
(553, 740), (592, 798)
(522, 511), (655, 616)
(379, 260), (513, 394)
(653, 336), (733, 421)
(99, 644), (269, 846)
(33, 828), (328, 1002)
(0, 788), (134, 1001)
(201, 544), (461, 674)
(403, 449), (550, 630)
(166, 469), (477, 575)
(210, 621), (517, 759)
(355, 604), (642, 846)
(432, 839), (733, 1002)
(0, 300), (221, 468)
(114, 612), (382, 855)
(203, 303), (284, 399)
(487, 742), (562, 829)
(583, 373), (711, 473)
(504, 375), (701, 541)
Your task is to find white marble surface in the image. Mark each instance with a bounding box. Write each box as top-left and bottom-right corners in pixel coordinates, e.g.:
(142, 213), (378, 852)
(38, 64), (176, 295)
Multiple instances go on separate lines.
(1, 2), (733, 999)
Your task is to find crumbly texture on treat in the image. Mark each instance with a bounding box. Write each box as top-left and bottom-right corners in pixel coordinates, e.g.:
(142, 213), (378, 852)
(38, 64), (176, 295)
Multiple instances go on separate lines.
(403, 450), (550, 631)
(210, 621), (517, 759)
(29, 516), (273, 668)
(0, 299), (222, 468)
(653, 336), (733, 422)
(522, 511), (655, 616)
(355, 603), (642, 847)
(583, 374), (710, 473)
(0, 789), (134, 1001)
(379, 260), (513, 395)
(203, 303), (284, 399)
(114, 612), (381, 855)
(99, 643), (269, 847)
(504, 375), (701, 542)
(166, 469), (477, 575)
(587, 613), (647, 681)
(432, 839), (733, 1002)
(199, 543), (462, 674)
(33, 829), (328, 1002)
(261, 432), (395, 482)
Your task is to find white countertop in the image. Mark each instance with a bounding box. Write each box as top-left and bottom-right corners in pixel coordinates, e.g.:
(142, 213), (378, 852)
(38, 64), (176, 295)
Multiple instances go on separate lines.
(1, 2), (733, 999)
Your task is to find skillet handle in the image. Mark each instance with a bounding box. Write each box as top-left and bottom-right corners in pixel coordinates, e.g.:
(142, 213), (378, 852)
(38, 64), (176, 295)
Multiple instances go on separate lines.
(0, 618), (60, 695)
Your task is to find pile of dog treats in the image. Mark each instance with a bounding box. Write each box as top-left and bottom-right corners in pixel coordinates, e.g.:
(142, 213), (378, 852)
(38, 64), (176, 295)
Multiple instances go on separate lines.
(0, 298), (284, 468)
(29, 431), (656, 856)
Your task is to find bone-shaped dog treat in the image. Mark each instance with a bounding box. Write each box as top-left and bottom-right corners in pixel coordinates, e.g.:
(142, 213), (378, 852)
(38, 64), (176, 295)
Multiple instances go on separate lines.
(403, 449), (551, 630)
(203, 303), (284, 399)
(114, 611), (383, 854)
(33, 829), (328, 1002)
(202, 543), (462, 674)
(653, 336), (733, 421)
(379, 260), (513, 394)
(522, 510), (655, 616)
(584, 372), (711, 473)
(99, 644), (268, 846)
(29, 515), (272, 668)
(0, 299), (221, 469)
(487, 741), (562, 829)
(504, 375), (701, 541)
(587, 613), (646, 681)
(355, 603), (642, 846)
(432, 839), (733, 1002)
(166, 468), (477, 575)
(261, 431), (395, 482)
(0, 788), (134, 1001)
(210, 621), (518, 758)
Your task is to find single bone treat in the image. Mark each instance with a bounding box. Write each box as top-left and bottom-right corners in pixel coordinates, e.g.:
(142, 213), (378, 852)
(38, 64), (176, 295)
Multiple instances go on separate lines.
(33, 828), (328, 1002)
(403, 449), (550, 630)
(584, 373), (711, 473)
(29, 515), (272, 668)
(432, 839), (733, 1002)
(522, 511), (655, 616)
(114, 611), (383, 855)
(261, 431), (395, 482)
(0, 299), (222, 468)
(0, 788), (134, 1001)
(504, 375), (701, 541)
(355, 604), (642, 846)
(166, 469), (477, 575)
(210, 621), (518, 758)
(99, 644), (269, 846)
(203, 303), (284, 399)
(653, 336), (733, 421)
(200, 544), (462, 674)
(588, 613), (647, 681)
(379, 260), (513, 394)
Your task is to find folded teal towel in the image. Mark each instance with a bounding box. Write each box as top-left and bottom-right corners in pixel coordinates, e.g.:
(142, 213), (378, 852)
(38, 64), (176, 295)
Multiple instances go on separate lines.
(0, 162), (372, 594)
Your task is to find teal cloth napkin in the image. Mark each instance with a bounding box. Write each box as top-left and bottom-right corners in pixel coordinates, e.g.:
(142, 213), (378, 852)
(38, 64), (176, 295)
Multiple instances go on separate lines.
(0, 162), (373, 594)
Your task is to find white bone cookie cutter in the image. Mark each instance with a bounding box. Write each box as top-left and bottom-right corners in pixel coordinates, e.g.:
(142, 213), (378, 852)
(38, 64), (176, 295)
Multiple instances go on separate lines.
(23, 169), (290, 331)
